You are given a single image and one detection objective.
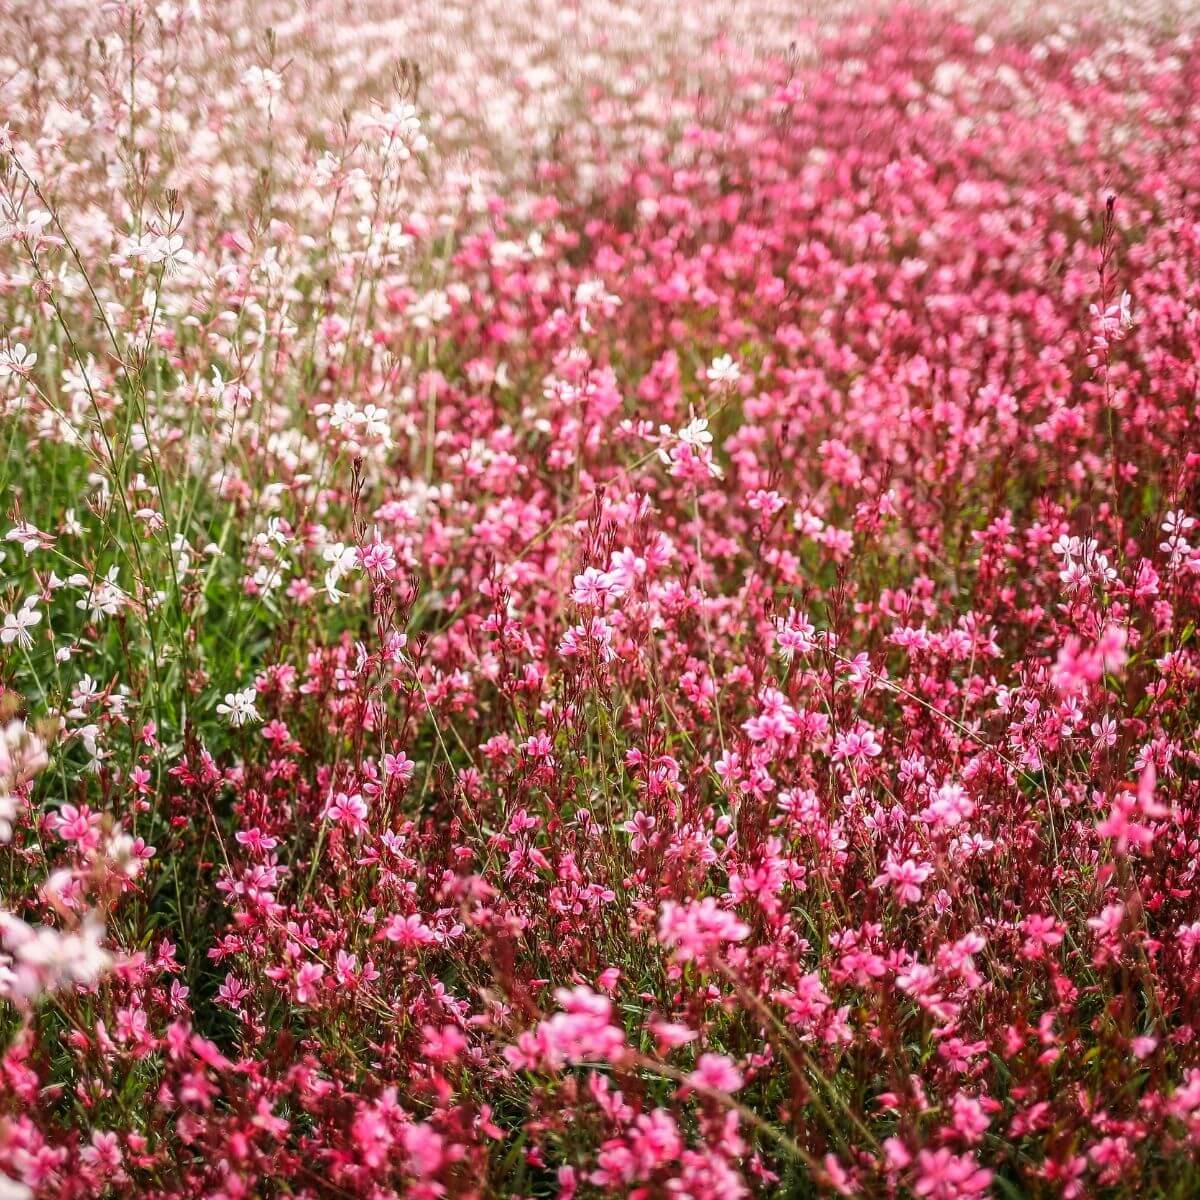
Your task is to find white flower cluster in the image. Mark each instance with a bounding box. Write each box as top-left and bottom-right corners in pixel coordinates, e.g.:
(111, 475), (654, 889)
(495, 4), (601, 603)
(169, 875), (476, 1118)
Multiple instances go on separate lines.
(0, 718), (112, 1013)
(0, 718), (47, 842)
(0, 912), (111, 1007)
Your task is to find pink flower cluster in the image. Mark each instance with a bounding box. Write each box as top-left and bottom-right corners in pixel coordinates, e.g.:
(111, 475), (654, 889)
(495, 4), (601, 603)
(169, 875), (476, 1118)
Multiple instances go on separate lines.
(1, 1), (1200, 1197)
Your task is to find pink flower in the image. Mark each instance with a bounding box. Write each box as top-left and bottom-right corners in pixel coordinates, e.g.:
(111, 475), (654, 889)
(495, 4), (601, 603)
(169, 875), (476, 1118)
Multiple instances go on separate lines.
(832, 727), (883, 765)
(872, 856), (933, 906)
(382, 914), (441, 949)
(293, 962), (325, 1005)
(687, 1053), (744, 1094)
(648, 1015), (698, 1053)
(913, 1148), (992, 1200)
(505, 987), (627, 1071)
(571, 567), (626, 608)
(658, 898), (750, 963)
(323, 790), (368, 836)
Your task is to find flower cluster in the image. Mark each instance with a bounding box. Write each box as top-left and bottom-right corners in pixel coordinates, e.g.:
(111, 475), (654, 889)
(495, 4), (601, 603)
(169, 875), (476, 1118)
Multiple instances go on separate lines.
(1, 1), (1200, 1197)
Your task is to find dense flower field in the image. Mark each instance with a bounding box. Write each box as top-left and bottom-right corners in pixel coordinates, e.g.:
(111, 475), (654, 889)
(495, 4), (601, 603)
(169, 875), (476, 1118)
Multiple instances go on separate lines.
(2, 0), (1200, 1195)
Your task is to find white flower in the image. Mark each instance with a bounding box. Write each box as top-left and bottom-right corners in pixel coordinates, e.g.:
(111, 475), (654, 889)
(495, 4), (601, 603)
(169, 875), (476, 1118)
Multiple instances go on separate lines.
(251, 563), (286, 593)
(677, 418), (713, 448)
(326, 401), (358, 432)
(322, 540), (358, 603)
(261, 517), (290, 548)
(1, 597), (41, 650)
(407, 289), (450, 330)
(157, 233), (193, 273)
(368, 101), (429, 156)
(67, 674), (100, 720)
(76, 566), (125, 620)
(573, 279), (621, 331)
(0, 343), (37, 378)
(242, 65), (283, 101)
(76, 723), (107, 772)
(0, 1169), (31, 1200)
(0, 790), (16, 843)
(359, 404), (392, 445)
(5, 521), (48, 552)
(324, 542), (355, 571)
(0, 911), (112, 1003)
(705, 354), (740, 388)
(1162, 510), (1196, 536)
(0, 719), (47, 844)
(0, 1171), (30, 1200)
(324, 567), (347, 604)
(216, 687), (259, 727)
(61, 357), (101, 400)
